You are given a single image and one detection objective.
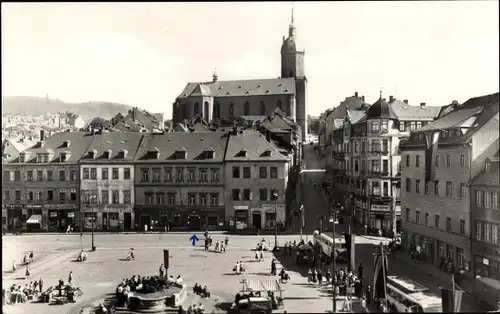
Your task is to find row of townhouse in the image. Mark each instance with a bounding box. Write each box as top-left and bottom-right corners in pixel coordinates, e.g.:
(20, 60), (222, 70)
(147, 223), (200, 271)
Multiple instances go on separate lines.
(399, 92), (499, 294)
(2, 128), (293, 232)
(324, 93), (443, 237)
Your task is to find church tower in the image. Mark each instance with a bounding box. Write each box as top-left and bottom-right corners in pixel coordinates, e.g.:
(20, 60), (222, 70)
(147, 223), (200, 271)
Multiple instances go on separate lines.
(281, 9), (308, 141)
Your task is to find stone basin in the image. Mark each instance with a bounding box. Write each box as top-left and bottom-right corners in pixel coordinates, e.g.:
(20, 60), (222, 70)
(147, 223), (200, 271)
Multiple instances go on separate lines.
(127, 285), (184, 313)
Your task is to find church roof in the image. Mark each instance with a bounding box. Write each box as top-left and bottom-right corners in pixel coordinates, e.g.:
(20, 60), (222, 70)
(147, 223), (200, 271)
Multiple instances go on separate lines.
(177, 78), (296, 99)
(365, 97), (398, 120)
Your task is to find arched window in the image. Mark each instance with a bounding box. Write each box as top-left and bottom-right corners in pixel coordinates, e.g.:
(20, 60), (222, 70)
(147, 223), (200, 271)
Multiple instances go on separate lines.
(229, 103), (235, 115)
(259, 101), (266, 115)
(194, 102), (200, 116)
(203, 101), (209, 119)
(277, 100), (282, 110)
(243, 101), (250, 115)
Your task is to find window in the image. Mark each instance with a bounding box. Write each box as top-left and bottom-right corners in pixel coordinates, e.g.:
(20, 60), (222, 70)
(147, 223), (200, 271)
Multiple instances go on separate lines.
(434, 180), (439, 195)
(259, 188), (268, 201)
(485, 223), (491, 243)
(475, 190), (482, 207)
(176, 168), (184, 181)
(199, 168), (208, 182)
(199, 193), (207, 205)
(232, 189), (240, 201)
(156, 192), (165, 205)
(3, 190), (10, 200)
(446, 217), (452, 231)
(457, 248), (464, 269)
(259, 101), (266, 115)
(446, 154), (451, 167)
(446, 181), (452, 197)
(270, 189), (279, 200)
(27, 171), (33, 181)
(59, 170), (66, 181)
(102, 168), (109, 180)
(424, 213), (429, 226)
(59, 191), (66, 202)
(382, 160), (388, 173)
(354, 160), (359, 172)
(111, 190), (119, 204)
(435, 155), (440, 167)
(188, 193), (196, 205)
(145, 192), (153, 204)
(242, 167), (251, 178)
(475, 221), (482, 240)
(167, 193), (175, 205)
(141, 168), (149, 182)
(101, 190), (109, 204)
(399, 121), (406, 131)
(406, 155), (410, 167)
(460, 219), (465, 235)
(270, 167), (278, 179)
(124, 168), (131, 180)
(382, 139), (388, 152)
(244, 101), (250, 115)
(410, 121), (416, 130)
(383, 182), (389, 196)
(460, 154), (466, 167)
(27, 191), (33, 201)
(416, 179), (421, 193)
(123, 190), (131, 204)
(492, 192), (498, 209)
(211, 168), (220, 182)
(70, 170), (77, 181)
(90, 168), (97, 179)
(459, 183), (465, 199)
(3, 171), (10, 181)
(492, 224), (498, 244)
(435, 215), (440, 228)
(371, 121), (380, 132)
(416, 155), (420, 167)
(112, 168), (119, 180)
(416, 121), (422, 129)
(210, 193), (219, 205)
(416, 211), (420, 224)
(47, 190), (53, 201)
(164, 168), (172, 181)
(36, 191), (43, 201)
(405, 178), (411, 192)
(438, 241), (445, 258)
(188, 168), (196, 181)
(232, 167), (240, 178)
(424, 182), (429, 194)
(243, 189), (251, 201)
(259, 167), (267, 179)
(70, 189), (77, 201)
(405, 208), (410, 222)
(83, 168), (89, 180)
(152, 168), (161, 182)
(483, 191), (489, 208)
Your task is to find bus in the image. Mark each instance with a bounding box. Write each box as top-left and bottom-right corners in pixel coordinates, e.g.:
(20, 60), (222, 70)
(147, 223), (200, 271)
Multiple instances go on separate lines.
(312, 231), (346, 260)
(386, 276), (442, 313)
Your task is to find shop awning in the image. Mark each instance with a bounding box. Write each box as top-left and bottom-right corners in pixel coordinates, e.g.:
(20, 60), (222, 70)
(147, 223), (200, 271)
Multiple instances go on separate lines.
(26, 215), (42, 224)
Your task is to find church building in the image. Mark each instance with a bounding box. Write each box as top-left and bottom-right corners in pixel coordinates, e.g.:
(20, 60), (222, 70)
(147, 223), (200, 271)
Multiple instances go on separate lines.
(172, 10), (308, 140)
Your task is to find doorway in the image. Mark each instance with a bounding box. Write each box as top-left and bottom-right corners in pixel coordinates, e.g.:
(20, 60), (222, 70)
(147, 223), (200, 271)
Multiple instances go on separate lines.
(252, 212), (262, 230)
(124, 213), (132, 231)
(189, 215), (201, 231)
(141, 215), (151, 231)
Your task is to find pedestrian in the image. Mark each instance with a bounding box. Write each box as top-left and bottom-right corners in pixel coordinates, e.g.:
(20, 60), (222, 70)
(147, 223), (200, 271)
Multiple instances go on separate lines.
(68, 271), (73, 285)
(12, 260), (17, 272)
(358, 262), (364, 282)
(25, 265), (31, 279)
(39, 278), (44, 293)
(159, 264), (165, 277)
(317, 270), (323, 286)
(29, 251), (34, 262)
(271, 258), (277, 275)
(259, 250), (264, 262)
(360, 294), (367, 313)
(366, 285), (372, 305)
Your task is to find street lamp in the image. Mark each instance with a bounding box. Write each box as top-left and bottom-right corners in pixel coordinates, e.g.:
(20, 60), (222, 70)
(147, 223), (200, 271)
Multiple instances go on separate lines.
(272, 189), (279, 252)
(329, 213), (338, 313)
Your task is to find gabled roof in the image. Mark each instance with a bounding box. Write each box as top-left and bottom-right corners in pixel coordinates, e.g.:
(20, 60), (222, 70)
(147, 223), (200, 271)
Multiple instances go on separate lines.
(261, 115), (294, 133)
(347, 110), (366, 124)
(192, 122), (211, 132)
(189, 84), (212, 97)
(135, 132), (228, 163)
(366, 97), (398, 120)
(389, 99), (441, 120)
(225, 130), (289, 162)
(173, 124), (189, 132)
(10, 132), (94, 164)
(3, 138), (35, 154)
(177, 78), (296, 99)
(327, 95), (367, 120)
(81, 133), (145, 162)
(470, 166), (499, 187)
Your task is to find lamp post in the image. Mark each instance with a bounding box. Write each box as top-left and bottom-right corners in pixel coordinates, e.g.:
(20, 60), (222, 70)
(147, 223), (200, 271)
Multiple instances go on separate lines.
(329, 212), (338, 313)
(273, 189), (279, 252)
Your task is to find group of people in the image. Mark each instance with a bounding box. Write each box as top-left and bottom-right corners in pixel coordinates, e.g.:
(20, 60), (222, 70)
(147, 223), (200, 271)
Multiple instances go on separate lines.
(5, 278), (43, 305)
(233, 261), (246, 275)
(192, 283), (210, 298)
(178, 303), (205, 314)
(76, 250), (88, 262)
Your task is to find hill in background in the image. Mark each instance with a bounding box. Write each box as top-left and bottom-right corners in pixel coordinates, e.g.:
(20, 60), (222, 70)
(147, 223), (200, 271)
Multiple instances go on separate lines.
(2, 96), (135, 121)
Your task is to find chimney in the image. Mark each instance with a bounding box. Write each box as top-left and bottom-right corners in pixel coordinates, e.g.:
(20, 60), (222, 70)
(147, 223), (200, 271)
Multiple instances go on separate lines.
(404, 99), (408, 104)
(354, 92), (358, 97)
(389, 95), (394, 102)
(132, 107), (136, 122)
(40, 130), (45, 141)
(452, 100), (459, 106)
(420, 102), (426, 108)
(361, 96), (365, 102)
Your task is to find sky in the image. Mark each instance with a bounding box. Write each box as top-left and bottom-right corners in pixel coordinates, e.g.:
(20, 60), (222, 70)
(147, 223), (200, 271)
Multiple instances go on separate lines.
(2, 1), (499, 118)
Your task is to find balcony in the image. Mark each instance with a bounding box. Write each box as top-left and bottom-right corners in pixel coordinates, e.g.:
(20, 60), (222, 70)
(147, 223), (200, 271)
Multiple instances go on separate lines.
(369, 149), (390, 156)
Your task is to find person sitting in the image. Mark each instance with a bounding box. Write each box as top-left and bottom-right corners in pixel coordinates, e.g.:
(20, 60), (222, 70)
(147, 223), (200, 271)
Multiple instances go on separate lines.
(167, 275), (176, 284)
(196, 302), (205, 313)
(201, 286), (210, 298)
(127, 248), (135, 260)
(175, 275), (184, 287)
(193, 283), (201, 295)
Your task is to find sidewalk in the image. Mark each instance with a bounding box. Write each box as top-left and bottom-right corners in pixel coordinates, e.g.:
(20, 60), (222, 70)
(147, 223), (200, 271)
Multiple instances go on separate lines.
(3, 231), (230, 236)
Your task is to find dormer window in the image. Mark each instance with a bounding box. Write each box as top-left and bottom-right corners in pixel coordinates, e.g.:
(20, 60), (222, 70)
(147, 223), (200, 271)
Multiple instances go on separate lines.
(486, 159), (491, 172)
(20, 153), (26, 163)
(103, 149), (113, 159)
(119, 149), (128, 159)
(261, 149), (272, 157)
(203, 149), (215, 159)
(175, 147), (187, 160)
(89, 149), (98, 159)
(236, 149), (247, 158)
(62, 140), (71, 148)
(60, 152), (67, 162)
(148, 147), (160, 159)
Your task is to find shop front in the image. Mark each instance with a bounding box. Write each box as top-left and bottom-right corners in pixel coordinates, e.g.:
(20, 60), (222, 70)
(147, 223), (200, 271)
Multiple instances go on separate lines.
(135, 206), (222, 232)
(5, 204), (25, 231)
(234, 206), (249, 230)
(46, 204), (78, 232)
(369, 203), (392, 236)
(84, 206), (134, 231)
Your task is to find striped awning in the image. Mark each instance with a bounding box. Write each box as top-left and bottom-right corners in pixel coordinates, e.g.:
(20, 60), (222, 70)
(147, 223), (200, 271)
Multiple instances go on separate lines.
(241, 279), (283, 293)
(26, 215), (42, 224)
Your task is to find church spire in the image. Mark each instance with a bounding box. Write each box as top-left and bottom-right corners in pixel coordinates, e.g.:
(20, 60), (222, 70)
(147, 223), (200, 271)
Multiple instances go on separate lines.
(289, 8), (296, 37)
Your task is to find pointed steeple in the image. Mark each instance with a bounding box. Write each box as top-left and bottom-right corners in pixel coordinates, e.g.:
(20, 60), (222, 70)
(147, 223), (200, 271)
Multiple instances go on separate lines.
(289, 8), (296, 37)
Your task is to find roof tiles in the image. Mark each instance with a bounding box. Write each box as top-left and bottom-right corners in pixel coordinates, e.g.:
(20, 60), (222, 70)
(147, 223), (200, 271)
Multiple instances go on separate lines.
(225, 130), (289, 162)
(81, 133), (145, 162)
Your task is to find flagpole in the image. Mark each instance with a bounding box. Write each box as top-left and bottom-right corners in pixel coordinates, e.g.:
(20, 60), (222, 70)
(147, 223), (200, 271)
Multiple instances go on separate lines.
(451, 274), (456, 313)
(380, 242), (388, 309)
